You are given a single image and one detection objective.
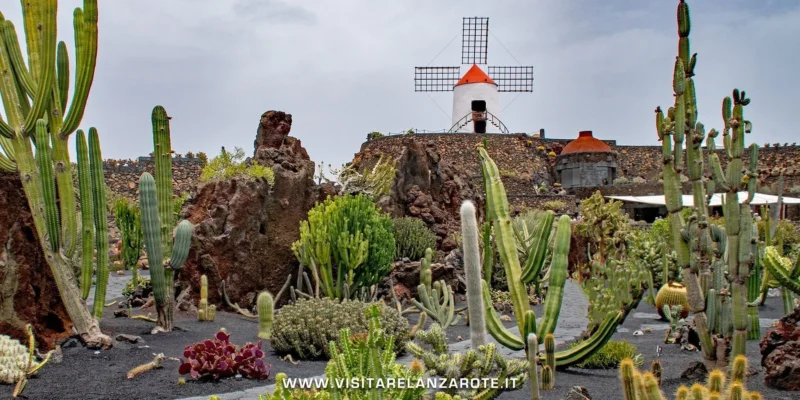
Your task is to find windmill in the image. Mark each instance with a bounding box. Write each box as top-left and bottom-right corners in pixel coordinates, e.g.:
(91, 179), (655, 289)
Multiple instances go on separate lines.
(414, 17), (534, 134)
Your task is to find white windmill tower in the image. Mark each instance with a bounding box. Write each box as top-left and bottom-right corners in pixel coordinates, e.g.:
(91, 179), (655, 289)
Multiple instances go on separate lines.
(414, 17), (534, 134)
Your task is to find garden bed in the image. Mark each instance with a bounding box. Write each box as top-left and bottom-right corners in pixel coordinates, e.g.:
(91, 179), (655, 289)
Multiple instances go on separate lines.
(1, 290), (794, 399)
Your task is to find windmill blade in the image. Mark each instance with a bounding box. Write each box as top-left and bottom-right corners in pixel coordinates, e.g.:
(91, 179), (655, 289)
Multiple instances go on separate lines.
(414, 66), (461, 92)
(488, 66), (534, 92)
(462, 17), (489, 64)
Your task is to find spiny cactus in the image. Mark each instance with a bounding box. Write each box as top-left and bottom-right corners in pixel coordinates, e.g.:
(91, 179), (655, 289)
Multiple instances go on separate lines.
(0, 0), (111, 348)
(527, 334), (541, 400)
(0, 325), (51, 397)
(656, 0), (760, 367)
(405, 323), (527, 399)
(619, 355), (761, 400)
(762, 246), (800, 296)
(257, 291), (274, 340)
(411, 280), (460, 330)
(198, 275), (216, 322)
(420, 247), (433, 292)
(541, 365), (553, 390)
(461, 201), (487, 347)
(544, 334), (555, 378)
(651, 359), (663, 387)
(474, 145), (622, 367)
(139, 170), (193, 332)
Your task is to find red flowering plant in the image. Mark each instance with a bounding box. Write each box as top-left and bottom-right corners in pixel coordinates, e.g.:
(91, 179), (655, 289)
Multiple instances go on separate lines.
(178, 330), (271, 381)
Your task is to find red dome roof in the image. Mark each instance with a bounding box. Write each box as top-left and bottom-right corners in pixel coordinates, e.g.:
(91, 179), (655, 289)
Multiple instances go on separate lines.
(560, 131), (611, 154)
(455, 64), (496, 87)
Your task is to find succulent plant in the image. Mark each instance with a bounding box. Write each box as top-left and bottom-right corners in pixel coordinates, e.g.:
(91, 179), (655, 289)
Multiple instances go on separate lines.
(178, 330), (270, 381)
(257, 291), (274, 340)
(271, 298), (409, 359)
(655, 282), (690, 320)
(393, 217), (437, 261)
(198, 275), (216, 322)
(461, 201), (487, 347)
(411, 280), (460, 330)
(0, 325), (51, 397)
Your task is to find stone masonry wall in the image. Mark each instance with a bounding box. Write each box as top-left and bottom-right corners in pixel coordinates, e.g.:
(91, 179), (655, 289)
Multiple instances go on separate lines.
(98, 157), (204, 200)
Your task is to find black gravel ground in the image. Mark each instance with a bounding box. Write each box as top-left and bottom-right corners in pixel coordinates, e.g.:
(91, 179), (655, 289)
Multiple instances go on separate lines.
(2, 293), (796, 399)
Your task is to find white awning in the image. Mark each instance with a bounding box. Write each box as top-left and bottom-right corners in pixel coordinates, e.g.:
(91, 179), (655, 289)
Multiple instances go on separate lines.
(605, 192), (800, 207)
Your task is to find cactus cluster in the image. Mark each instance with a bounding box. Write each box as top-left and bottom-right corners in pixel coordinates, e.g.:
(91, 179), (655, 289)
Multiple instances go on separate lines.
(656, 0), (761, 366)
(471, 145), (622, 367)
(113, 198), (144, 289)
(0, 0), (112, 348)
(619, 355), (760, 400)
(270, 298), (409, 359)
(139, 105), (193, 332)
(0, 325), (51, 397)
(584, 255), (649, 335)
(411, 280), (460, 330)
(198, 275), (216, 322)
(406, 323), (527, 399)
(393, 217), (437, 261)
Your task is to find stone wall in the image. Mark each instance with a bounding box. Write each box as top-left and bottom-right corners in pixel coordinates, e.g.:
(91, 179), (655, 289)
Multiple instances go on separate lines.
(101, 157), (204, 199)
(360, 133), (800, 199)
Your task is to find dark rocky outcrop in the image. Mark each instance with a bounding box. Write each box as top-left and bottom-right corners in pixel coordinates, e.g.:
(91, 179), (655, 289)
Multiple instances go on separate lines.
(178, 111), (318, 309)
(0, 172), (72, 351)
(760, 304), (800, 390)
(356, 137), (481, 249)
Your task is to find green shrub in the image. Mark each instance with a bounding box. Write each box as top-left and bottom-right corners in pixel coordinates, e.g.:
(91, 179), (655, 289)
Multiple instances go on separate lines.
(200, 146), (274, 183)
(293, 194), (395, 299)
(366, 131), (384, 140)
(572, 340), (642, 369)
(542, 200), (566, 211)
(271, 298), (410, 359)
(393, 217), (437, 260)
(122, 277), (151, 298)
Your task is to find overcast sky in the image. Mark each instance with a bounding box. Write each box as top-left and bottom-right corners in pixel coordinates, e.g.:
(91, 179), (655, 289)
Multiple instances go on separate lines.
(2, 0), (798, 170)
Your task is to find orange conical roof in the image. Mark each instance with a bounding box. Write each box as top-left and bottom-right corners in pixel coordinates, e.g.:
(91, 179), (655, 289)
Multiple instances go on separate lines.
(455, 64), (496, 87)
(560, 131), (612, 154)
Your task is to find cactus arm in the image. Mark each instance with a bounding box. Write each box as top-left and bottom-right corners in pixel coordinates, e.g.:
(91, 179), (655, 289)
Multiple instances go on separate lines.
(33, 120), (60, 252)
(75, 130), (94, 299)
(481, 280), (524, 350)
(537, 215), (569, 338)
(482, 222), (493, 280)
(168, 220), (192, 269)
(59, 0), (98, 136)
(2, 21), (37, 97)
(763, 247), (800, 295)
(478, 146), (529, 337)
(0, 151), (14, 170)
(708, 154), (731, 192)
(554, 311), (622, 367)
(88, 128), (108, 318)
(21, 0), (56, 135)
(56, 41), (69, 112)
(461, 201), (488, 347)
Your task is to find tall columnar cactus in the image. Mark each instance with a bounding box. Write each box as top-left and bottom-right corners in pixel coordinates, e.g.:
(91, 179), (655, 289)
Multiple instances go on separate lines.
(656, 0), (759, 367)
(139, 172), (193, 332)
(257, 291), (274, 340)
(0, 0), (110, 348)
(474, 145), (622, 367)
(88, 128), (109, 318)
(198, 275), (215, 322)
(461, 201), (487, 347)
(152, 105), (174, 253)
(762, 247), (800, 296)
(75, 130), (94, 300)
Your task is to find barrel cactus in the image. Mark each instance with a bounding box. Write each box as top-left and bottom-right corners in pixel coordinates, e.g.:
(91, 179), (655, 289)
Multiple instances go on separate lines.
(655, 282), (690, 320)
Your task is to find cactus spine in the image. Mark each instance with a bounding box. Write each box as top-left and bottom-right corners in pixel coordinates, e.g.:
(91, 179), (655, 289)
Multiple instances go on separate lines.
(527, 334), (540, 400)
(197, 275), (215, 321)
(461, 201), (487, 347)
(0, 0), (113, 348)
(257, 291), (274, 339)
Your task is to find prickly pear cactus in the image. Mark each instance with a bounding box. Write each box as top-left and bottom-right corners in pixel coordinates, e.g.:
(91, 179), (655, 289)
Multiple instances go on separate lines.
(0, 335), (28, 384)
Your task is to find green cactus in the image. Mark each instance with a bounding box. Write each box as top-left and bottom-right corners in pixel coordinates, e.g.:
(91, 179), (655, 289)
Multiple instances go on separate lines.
(198, 275), (215, 322)
(541, 365), (553, 390)
(474, 145), (622, 367)
(139, 171), (193, 332)
(113, 197), (143, 289)
(420, 247), (433, 292)
(617, 354), (761, 400)
(461, 201), (487, 347)
(88, 128), (109, 318)
(152, 105), (175, 253)
(411, 280), (460, 330)
(257, 291), (274, 339)
(0, 0), (111, 348)
(75, 130), (94, 300)
(651, 359), (663, 387)
(762, 246), (800, 296)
